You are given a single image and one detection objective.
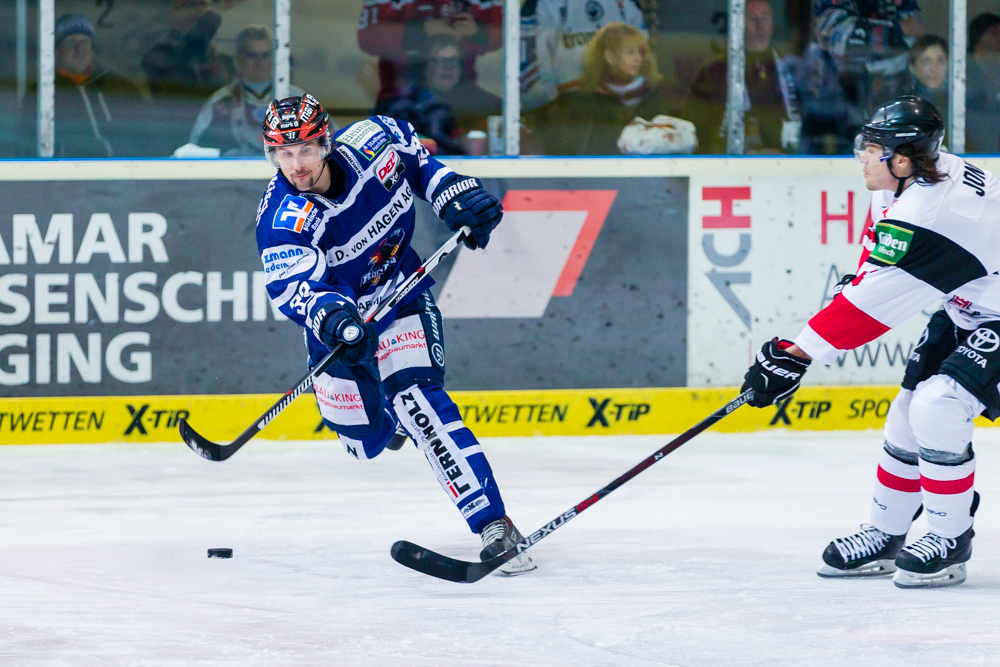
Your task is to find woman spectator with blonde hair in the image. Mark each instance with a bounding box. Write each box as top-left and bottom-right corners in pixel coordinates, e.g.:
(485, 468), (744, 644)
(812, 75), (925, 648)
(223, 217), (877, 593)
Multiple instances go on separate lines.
(535, 22), (679, 155)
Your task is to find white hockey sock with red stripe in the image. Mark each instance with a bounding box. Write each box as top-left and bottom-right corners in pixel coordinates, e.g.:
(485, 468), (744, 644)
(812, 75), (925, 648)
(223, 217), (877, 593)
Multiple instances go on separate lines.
(871, 447), (922, 535)
(907, 376), (982, 539)
(920, 455), (976, 538)
(870, 389), (922, 536)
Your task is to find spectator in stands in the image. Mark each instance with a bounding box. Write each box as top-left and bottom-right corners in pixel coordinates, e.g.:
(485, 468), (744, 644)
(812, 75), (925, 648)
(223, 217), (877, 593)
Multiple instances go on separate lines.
(47, 14), (149, 157)
(520, 0), (647, 114)
(682, 0), (800, 154)
(535, 23), (675, 155)
(188, 26), (311, 157)
(970, 12), (1000, 55)
(357, 0), (502, 103)
(812, 0), (923, 117)
(795, 0), (922, 155)
(142, 0), (241, 154)
(906, 35), (948, 127)
(375, 36), (500, 155)
(967, 13), (1000, 153)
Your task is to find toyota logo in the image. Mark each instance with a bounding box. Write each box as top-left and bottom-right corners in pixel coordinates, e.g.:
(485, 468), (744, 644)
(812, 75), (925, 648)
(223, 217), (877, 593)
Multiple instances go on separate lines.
(967, 328), (1000, 353)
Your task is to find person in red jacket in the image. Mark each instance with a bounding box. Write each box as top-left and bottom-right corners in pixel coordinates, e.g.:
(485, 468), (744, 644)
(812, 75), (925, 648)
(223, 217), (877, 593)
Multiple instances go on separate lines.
(358, 0), (503, 102)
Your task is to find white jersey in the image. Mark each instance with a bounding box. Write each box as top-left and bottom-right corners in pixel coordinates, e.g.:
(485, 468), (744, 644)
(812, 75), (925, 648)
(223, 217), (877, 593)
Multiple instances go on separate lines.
(520, 0), (646, 112)
(795, 152), (1000, 365)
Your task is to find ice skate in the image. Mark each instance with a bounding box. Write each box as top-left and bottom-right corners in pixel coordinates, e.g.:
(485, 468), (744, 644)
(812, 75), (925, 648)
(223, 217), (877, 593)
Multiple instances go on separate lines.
(817, 524), (906, 578)
(894, 491), (978, 588)
(892, 528), (974, 588)
(479, 515), (537, 576)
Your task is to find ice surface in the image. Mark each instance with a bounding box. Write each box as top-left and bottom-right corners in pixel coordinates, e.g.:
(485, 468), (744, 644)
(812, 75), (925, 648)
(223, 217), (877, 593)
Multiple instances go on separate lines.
(1, 429), (999, 666)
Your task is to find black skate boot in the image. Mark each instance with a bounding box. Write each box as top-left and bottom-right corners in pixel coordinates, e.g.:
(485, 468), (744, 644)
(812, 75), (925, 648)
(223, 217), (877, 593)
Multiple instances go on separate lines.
(817, 525), (906, 578)
(385, 424), (408, 451)
(479, 515), (537, 576)
(893, 492), (979, 589)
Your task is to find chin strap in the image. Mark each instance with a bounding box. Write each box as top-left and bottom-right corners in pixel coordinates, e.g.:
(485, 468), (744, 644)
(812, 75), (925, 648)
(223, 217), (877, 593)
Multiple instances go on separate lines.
(886, 159), (908, 198)
(311, 159), (328, 191)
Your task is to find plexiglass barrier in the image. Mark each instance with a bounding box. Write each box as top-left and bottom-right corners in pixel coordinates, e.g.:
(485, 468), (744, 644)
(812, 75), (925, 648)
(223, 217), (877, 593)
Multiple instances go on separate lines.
(3, 0), (999, 158)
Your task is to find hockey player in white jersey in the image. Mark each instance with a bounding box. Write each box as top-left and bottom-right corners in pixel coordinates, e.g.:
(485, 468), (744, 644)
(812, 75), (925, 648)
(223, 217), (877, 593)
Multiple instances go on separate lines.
(741, 96), (1000, 588)
(520, 0), (647, 112)
(256, 94), (535, 575)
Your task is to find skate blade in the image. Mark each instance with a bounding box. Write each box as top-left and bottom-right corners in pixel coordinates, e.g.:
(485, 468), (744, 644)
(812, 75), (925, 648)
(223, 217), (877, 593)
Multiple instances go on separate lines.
(817, 560), (896, 578)
(893, 563), (967, 589)
(496, 555), (537, 577)
(384, 433), (408, 451)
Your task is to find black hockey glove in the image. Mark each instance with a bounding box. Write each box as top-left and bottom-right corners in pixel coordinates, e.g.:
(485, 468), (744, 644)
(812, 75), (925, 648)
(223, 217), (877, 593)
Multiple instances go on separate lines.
(833, 274), (855, 297)
(318, 305), (378, 367)
(741, 338), (812, 408)
(431, 175), (503, 250)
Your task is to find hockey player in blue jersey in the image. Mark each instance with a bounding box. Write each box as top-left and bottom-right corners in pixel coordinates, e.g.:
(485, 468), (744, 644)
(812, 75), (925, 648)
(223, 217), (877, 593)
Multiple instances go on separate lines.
(256, 94), (535, 575)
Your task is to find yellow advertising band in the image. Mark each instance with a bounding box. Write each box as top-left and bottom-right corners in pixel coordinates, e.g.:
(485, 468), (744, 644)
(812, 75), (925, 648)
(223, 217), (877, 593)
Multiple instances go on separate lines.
(3, 387), (995, 446)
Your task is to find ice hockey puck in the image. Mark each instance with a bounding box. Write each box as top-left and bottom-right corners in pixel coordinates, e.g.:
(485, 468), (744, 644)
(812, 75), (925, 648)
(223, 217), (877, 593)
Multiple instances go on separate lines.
(207, 548), (233, 559)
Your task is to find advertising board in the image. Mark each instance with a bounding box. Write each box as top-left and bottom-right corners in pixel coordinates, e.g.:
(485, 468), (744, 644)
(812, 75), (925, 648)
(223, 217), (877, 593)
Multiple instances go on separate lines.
(0, 163), (687, 404)
(4, 156), (1000, 443)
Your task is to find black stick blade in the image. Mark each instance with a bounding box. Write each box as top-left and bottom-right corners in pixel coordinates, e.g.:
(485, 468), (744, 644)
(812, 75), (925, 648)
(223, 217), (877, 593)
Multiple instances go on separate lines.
(390, 540), (508, 584)
(178, 419), (232, 462)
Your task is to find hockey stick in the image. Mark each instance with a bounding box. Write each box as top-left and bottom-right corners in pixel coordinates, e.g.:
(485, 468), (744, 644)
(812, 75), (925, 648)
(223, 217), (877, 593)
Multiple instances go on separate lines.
(390, 388), (754, 583)
(178, 226), (471, 462)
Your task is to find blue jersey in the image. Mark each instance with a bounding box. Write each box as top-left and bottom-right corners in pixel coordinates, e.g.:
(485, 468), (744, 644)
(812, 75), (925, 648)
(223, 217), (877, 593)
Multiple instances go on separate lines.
(255, 116), (455, 351)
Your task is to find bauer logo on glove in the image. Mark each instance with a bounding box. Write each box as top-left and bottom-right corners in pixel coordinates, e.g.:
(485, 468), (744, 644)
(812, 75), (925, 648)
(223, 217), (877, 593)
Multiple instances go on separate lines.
(741, 338), (811, 408)
(755, 352), (804, 380)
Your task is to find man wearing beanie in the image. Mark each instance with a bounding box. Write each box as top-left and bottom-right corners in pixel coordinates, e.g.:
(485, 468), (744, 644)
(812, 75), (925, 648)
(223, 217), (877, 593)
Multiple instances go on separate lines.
(44, 14), (150, 157)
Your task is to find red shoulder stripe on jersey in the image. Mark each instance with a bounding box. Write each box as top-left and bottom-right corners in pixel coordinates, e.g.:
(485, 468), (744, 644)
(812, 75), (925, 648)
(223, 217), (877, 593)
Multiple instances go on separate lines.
(877, 465), (921, 493)
(808, 293), (890, 351)
(921, 473), (975, 495)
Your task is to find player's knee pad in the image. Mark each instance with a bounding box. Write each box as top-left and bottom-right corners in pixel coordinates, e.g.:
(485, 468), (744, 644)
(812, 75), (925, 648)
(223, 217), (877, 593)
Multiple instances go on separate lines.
(909, 375), (981, 458)
(909, 377), (979, 539)
(883, 388), (918, 460)
(392, 383), (505, 532)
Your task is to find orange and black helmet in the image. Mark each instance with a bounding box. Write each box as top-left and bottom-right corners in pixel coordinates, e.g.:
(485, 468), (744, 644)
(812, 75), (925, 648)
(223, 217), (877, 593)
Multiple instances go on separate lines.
(262, 93), (330, 146)
(262, 94), (332, 168)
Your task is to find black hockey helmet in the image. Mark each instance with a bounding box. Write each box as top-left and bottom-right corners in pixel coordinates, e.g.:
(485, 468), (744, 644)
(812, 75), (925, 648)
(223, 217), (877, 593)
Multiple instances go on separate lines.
(855, 95), (945, 161)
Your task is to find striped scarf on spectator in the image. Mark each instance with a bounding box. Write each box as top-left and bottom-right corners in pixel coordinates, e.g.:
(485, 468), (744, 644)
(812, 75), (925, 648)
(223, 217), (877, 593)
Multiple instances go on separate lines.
(602, 75), (648, 108)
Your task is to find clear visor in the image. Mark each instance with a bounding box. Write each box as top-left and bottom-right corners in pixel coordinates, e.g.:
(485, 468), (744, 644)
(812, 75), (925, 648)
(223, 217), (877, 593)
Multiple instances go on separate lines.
(853, 134), (893, 164)
(264, 130), (332, 169)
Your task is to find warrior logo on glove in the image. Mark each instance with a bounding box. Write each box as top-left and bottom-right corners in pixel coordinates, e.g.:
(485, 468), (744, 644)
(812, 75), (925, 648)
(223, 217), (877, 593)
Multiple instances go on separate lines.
(430, 176), (503, 250)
